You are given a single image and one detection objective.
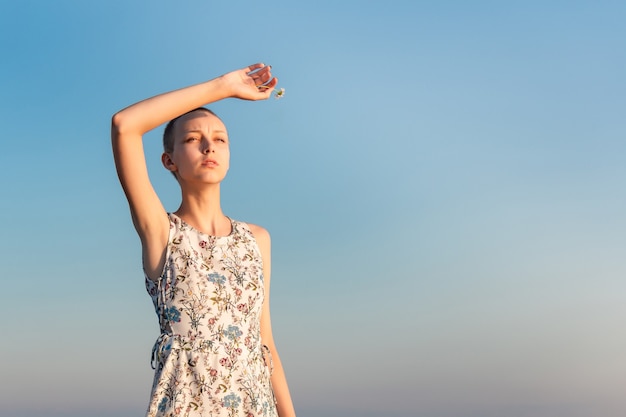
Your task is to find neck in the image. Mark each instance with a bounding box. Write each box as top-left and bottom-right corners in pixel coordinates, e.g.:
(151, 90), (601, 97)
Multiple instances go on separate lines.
(175, 183), (230, 236)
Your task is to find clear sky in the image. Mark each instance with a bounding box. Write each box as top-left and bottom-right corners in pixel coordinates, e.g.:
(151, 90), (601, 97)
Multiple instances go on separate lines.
(1, 1), (626, 416)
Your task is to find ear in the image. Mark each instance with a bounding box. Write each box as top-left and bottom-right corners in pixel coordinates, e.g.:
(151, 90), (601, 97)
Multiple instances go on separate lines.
(161, 152), (177, 172)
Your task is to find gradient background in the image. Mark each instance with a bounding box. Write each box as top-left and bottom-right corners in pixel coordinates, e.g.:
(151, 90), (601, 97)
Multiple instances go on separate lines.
(2, 1), (626, 416)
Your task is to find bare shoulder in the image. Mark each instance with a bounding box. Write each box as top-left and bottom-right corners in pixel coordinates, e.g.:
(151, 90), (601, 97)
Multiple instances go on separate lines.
(246, 223), (271, 247)
(246, 222), (272, 280)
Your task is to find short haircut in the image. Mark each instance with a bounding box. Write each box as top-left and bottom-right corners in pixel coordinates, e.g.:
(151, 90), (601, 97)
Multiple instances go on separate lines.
(162, 107), (219, 153)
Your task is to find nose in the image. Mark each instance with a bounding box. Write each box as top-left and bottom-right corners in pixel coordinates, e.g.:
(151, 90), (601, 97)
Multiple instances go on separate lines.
(202, 139), (214, 154)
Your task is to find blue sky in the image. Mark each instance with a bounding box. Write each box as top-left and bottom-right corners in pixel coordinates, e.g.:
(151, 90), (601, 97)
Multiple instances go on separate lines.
(1, 1), (626, 416)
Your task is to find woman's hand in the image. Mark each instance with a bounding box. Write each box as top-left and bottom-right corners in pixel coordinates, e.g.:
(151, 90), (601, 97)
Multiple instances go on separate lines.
(221, 63), (278, 100)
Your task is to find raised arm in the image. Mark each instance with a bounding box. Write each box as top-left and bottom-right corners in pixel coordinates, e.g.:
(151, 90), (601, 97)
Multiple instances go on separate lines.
(111, 63), (277, 278)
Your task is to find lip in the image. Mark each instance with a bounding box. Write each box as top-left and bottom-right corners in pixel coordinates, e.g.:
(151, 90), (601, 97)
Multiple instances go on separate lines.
(201, 159), (219, 167)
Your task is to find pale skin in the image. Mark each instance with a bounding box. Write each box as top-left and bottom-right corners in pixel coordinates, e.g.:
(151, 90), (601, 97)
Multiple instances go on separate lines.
(111, 63), (296, 417)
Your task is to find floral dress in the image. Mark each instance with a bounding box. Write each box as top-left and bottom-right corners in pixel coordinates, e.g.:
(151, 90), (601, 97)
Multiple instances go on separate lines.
(145, 213), (277, 417)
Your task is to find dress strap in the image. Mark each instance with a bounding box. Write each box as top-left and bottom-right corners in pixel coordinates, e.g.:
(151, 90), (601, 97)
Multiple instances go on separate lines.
(152, 264), (172, 369)
(150, 214), (177, 369)
(261, 344), (274, 375)
(261, 344), (278, 406)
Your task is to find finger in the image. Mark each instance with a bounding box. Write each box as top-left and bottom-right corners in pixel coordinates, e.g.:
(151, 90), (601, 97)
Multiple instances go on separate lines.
(255, 63), (272, 75)
(249, 69), (267, 84)
(258, 68), (273, 84)
(252, 66), (273, 84)
(257, 78), (278, 98)
(265, 77), (278, 89)
(246, 62), (266, 75)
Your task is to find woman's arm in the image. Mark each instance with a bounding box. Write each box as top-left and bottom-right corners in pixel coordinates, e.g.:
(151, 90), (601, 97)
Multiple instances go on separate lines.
(251, 224), (297, 417)
(111, 64), (277, 278)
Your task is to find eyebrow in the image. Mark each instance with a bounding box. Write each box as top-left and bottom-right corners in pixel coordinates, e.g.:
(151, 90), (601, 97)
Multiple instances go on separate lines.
(183, 129), (228, 135)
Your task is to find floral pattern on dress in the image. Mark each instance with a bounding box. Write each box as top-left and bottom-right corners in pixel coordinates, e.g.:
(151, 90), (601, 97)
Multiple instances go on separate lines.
(145, 213), (277, 417)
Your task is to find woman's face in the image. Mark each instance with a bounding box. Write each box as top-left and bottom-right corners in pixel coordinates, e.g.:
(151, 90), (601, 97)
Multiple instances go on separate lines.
(164, 110), (230, 185)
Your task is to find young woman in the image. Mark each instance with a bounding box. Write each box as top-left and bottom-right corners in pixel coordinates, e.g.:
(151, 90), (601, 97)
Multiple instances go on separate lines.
(111, 63), (296, 417)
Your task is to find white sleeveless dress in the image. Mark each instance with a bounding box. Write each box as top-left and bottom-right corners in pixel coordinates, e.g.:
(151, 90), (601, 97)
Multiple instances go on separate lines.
(145, 213), (277, 417)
